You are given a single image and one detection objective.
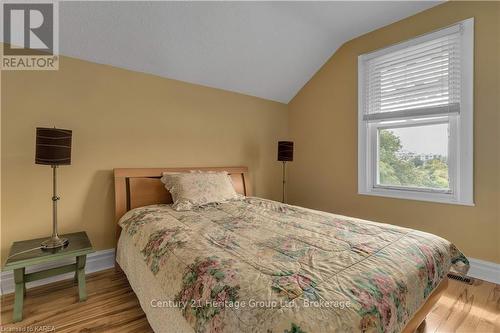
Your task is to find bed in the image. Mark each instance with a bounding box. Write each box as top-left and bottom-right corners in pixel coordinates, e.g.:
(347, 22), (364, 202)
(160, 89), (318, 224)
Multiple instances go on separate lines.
(114, 167), (468, 333)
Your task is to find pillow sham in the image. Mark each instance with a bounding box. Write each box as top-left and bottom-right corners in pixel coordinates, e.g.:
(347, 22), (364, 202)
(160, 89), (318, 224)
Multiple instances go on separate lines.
(160, 171), (242, 211)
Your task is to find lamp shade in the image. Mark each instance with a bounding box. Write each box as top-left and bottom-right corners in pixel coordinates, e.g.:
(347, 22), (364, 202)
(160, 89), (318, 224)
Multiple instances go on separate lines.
(277, 141), (293, 162)
(35, 127), (72, 165)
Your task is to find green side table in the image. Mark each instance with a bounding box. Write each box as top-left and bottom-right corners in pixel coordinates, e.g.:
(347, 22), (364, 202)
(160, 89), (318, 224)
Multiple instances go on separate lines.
(3, 231), (94, 323)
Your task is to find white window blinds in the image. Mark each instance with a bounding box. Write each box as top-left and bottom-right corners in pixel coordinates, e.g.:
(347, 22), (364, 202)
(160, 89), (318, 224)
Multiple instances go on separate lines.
(361, 24), (463, 121)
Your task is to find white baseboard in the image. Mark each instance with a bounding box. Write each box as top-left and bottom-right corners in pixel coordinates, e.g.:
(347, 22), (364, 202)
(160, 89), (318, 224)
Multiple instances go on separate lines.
(0, 248), (115, 295)
(468, 257), (500, 284)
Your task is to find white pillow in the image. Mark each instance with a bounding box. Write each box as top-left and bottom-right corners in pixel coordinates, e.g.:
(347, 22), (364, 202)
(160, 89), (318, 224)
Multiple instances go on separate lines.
(160, 171), (242, 211)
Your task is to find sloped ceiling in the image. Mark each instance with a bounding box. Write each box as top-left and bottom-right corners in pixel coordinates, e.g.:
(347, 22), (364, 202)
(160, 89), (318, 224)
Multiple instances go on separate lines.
(57, 1), (441, 103)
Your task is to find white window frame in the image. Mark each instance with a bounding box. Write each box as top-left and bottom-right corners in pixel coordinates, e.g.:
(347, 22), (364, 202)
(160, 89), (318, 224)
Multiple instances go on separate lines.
(358, 18), (474, 206)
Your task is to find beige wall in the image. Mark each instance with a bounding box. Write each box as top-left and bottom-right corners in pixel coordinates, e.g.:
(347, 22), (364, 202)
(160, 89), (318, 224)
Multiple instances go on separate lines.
(288, 1), (500, 263)
(1, 56), (288, 263)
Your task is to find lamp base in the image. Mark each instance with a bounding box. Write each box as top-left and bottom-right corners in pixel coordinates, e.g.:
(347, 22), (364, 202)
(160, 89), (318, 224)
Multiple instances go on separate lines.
(41, 236), (69, 249)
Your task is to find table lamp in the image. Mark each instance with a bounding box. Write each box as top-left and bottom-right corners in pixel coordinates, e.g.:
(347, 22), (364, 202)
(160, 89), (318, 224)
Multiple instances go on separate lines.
(35, 127), (72, 249)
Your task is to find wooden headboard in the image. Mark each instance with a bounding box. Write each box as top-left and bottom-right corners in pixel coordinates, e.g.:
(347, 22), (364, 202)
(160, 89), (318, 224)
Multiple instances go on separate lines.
(113, 166), (250, 226)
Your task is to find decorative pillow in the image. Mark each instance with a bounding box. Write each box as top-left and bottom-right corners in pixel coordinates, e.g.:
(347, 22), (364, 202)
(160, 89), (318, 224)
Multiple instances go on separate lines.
(160, 171), (242, 211)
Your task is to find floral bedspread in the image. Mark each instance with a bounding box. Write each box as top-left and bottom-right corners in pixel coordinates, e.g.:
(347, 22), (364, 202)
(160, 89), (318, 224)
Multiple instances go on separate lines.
(118, 197), (468, 333)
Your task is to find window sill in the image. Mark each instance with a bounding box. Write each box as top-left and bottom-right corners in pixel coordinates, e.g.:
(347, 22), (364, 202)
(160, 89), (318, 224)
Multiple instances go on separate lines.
(358, 187), (474, 206)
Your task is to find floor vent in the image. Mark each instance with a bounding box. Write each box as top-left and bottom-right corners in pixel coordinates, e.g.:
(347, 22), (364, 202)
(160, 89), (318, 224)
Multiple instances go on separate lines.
(447, 273), (473, 284)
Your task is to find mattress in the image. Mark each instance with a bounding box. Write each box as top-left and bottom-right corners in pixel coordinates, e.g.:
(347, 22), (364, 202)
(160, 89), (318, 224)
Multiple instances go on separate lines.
(116, 197), (468, 333)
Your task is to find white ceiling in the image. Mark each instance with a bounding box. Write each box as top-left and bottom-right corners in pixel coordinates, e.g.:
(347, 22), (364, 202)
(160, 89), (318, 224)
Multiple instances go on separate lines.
(58, 1), (441, 103)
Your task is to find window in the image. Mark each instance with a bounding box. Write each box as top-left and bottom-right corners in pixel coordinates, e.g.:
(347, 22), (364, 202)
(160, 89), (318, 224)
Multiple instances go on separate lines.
(358, 18), (473, 205)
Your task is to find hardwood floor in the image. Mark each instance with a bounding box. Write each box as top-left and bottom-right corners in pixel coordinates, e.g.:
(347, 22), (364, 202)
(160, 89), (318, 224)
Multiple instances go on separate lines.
(1, 269), (153, 332)
(1, 269), (499, 332)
